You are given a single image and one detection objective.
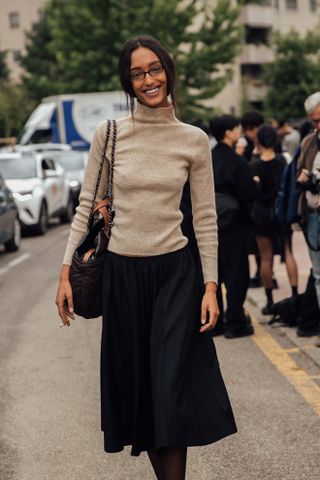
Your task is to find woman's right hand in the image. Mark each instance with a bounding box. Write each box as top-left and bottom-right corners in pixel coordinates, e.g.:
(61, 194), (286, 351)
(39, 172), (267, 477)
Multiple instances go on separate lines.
(55, 265), (75, 327)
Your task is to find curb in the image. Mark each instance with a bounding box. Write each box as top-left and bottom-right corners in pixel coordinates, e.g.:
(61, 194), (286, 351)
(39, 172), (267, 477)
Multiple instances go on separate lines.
(246, 293), (320, 369)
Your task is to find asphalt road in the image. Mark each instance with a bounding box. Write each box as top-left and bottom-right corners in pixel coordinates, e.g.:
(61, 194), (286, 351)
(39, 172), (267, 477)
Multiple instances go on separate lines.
(0, 223), (319, 480)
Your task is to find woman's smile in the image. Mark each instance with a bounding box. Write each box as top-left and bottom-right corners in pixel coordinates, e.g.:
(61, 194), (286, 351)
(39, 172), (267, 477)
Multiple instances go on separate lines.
(130, 47), (169, 108)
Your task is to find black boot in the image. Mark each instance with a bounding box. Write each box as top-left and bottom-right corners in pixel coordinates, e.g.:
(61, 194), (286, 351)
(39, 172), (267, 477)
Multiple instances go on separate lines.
(262, 301), (275, 315)
(262, 288), (274, 315)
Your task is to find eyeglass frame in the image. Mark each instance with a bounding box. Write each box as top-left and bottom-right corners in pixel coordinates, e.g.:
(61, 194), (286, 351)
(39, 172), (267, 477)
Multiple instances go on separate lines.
(129, 64), (164, 82)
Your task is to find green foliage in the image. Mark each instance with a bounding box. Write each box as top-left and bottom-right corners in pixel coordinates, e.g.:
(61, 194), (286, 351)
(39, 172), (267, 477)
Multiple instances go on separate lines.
(0, 82), (35, 137)
(0, 51), (9, 81)
(19, 5), (62, 101)
(263, 30), (320, 119)
(20, 0), (241, 121)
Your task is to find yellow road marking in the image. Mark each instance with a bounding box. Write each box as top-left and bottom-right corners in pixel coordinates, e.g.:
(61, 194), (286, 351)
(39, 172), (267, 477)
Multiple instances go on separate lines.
(250, 315), (320, 416)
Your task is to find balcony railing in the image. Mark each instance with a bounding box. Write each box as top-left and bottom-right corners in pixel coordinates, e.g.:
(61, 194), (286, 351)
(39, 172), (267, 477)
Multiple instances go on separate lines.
(241, 44), (274, 64)
(245, 80), (268, 101)
(240, 3), (277, 28)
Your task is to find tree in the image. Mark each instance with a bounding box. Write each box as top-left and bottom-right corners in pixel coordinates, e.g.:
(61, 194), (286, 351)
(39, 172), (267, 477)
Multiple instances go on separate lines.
(0, 83), (35, 138)
(0, 51), (9, 81)
(19, 5), (62, 101)
(263, 30), (320, 119)
(20, 0), (242, 120)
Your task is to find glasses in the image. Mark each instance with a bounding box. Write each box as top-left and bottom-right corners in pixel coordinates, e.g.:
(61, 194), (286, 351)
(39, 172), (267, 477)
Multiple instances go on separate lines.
(129, 64), (164, 82)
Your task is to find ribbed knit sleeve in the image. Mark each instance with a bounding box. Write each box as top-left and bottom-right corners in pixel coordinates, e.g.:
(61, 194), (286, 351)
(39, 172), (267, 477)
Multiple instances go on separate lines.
(62, 121), (109, 265)
(189, 130), (218, 284)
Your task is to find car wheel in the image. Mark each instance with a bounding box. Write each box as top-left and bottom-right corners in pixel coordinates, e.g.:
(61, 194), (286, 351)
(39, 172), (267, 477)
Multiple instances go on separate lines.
(34, 201), (48, 235)
(4, 217), (21, 252)
(59, 196), (74, 224)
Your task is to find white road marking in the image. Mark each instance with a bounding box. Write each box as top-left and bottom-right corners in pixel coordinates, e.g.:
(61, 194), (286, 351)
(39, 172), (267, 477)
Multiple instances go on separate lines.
(8, 253), (31, 268)
(0, 253), (31, 278)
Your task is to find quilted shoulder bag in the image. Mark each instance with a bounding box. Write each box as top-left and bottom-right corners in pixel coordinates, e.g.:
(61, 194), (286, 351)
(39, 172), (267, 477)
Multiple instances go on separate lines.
(70, 119), (117, 319)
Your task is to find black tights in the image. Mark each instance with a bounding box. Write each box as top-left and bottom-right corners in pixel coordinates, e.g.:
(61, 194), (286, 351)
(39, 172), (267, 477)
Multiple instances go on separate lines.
(147, 447), (187, 480)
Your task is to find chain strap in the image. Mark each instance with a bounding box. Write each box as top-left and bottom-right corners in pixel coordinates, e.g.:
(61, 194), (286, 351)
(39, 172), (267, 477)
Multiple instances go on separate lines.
(106, 120), (117, 230)
(87, 120), (117, 230)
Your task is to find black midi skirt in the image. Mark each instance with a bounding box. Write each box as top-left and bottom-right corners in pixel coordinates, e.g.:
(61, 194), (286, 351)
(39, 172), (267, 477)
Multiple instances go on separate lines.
(101, 246), (237, 456)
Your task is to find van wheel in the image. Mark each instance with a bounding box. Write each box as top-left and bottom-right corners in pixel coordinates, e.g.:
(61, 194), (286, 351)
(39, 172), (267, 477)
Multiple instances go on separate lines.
(34, 201), (48, 235)
(4, 218), (21, 252)
(59, 196), (74, 224)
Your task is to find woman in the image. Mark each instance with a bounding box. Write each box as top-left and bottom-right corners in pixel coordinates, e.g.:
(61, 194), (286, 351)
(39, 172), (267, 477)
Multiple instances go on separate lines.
(250, 124), (298, 315)
(56, 36), (236, 479)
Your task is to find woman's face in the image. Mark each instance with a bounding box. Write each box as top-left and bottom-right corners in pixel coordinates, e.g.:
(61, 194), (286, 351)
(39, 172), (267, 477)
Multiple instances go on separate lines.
(130, 47), (169, 109)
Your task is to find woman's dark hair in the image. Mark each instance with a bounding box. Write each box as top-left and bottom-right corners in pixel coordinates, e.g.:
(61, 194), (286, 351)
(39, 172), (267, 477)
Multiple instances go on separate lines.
(118, 35), (177, 115)
(241, 110), (264, 130)
(300, 119), (314, 141)
(209, 115), (239, 142)
(257, 124), (278, 149)
(191, 119), (210, 136)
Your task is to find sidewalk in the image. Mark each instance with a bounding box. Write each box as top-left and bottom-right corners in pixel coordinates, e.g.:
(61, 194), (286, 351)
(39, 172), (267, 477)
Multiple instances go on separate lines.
(246, 231), (320, 368)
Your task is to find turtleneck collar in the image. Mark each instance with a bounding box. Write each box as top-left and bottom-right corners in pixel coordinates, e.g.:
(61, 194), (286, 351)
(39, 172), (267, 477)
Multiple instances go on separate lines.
(133, 101), (179, 124)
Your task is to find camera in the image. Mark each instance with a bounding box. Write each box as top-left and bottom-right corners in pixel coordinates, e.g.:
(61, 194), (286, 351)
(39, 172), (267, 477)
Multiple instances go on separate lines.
(305, 171), (320, 194)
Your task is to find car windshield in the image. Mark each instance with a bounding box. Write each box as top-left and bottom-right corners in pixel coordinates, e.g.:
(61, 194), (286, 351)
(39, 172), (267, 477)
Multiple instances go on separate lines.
(0, 156), (37, 179)
(50, 152), (84, 172)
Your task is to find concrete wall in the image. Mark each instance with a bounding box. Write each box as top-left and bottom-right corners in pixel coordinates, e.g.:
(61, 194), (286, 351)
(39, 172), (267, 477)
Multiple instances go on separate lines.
(0, 0), (48, 82)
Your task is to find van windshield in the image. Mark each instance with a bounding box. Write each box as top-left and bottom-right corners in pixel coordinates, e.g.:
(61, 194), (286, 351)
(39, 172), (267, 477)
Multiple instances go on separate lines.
(0, 157), (37, 179)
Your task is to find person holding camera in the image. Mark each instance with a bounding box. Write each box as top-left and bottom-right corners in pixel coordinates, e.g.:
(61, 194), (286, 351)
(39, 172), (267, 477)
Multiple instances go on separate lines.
(297, 92), (320, 314)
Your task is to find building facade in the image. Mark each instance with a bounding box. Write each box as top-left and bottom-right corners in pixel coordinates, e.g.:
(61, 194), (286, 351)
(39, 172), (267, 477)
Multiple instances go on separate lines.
(211, 0), (320, 114)
(0, 0), (47, 83)
(0, 0), (319, 112)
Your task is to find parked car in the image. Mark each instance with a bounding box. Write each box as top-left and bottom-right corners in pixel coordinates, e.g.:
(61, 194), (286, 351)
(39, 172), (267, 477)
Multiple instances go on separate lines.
(0, 143), (72, 154)
(15, 143), (72, 153)
(0, 152), (73, 235)
(42, 150), (87, 209)
(0, 173), (21, 251)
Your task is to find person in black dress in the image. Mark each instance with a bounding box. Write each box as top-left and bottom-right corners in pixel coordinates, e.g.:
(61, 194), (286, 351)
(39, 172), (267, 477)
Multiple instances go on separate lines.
(250, 124), (298, 314)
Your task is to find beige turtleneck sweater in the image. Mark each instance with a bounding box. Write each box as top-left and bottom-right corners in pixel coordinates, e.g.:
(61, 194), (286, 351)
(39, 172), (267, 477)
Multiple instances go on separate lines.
(63, 102), (218, 284)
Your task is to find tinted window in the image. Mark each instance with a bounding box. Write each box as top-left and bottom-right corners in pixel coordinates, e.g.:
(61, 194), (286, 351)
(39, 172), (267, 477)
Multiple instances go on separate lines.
(50, 152), (84, 171)
(0, 157), (37, 179)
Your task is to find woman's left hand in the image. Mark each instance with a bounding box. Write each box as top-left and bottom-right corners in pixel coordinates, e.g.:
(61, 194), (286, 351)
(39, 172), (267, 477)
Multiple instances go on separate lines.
(200, 282), (219, 333)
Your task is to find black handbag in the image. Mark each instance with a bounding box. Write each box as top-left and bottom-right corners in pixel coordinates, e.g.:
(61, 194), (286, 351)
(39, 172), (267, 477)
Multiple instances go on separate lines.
(215, 191), (240, 229)
(70, 119), (117, 319)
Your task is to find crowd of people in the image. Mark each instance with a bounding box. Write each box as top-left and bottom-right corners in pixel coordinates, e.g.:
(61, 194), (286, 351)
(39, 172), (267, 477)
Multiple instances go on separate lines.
(189, 91), (320, 342)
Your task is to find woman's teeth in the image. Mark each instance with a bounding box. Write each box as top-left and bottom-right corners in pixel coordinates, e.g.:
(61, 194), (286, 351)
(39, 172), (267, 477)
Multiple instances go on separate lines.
(145, 87), (159, 96)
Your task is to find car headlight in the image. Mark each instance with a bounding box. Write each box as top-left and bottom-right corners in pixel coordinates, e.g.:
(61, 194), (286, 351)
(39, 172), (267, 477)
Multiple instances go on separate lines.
(13, 191), (33, 201)
(69, 180), (80, 189)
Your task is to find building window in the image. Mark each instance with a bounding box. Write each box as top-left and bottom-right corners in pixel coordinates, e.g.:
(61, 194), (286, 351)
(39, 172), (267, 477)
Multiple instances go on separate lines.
(286, 0), (298, 9)
(9, 12), (20, 28)
(245, 26), (270, 45)
(12, 50), (21, 62)
(310, 0), (317, 12)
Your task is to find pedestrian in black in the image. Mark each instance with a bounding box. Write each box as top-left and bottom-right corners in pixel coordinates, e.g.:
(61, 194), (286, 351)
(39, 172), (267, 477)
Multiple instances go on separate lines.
(211, 115), (257, 338)
(250, 124), (297, 314)
(55, 36), (236, 479)
(241, 110), (265, 163)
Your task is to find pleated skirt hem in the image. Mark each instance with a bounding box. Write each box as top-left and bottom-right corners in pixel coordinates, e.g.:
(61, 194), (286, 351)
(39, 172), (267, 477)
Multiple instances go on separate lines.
(101, 246), (237, 457)
(103, 426), (237, 457)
